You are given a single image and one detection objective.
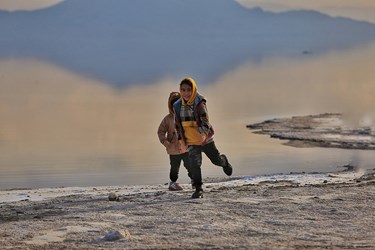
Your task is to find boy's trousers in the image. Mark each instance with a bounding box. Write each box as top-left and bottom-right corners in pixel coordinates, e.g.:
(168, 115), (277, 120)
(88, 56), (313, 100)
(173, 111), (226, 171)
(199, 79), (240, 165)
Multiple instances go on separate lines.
(188, 141), (226, 189)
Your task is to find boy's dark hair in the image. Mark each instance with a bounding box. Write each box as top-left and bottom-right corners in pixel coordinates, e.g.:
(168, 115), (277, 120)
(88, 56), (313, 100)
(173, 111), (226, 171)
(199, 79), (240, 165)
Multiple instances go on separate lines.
(180, 78), (193, 88)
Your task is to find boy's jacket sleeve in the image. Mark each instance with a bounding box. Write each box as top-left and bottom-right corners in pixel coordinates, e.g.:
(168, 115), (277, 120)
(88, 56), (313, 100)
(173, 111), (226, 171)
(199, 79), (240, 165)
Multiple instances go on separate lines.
(173, 109), (182, 141)
(198, 101), (212, 135)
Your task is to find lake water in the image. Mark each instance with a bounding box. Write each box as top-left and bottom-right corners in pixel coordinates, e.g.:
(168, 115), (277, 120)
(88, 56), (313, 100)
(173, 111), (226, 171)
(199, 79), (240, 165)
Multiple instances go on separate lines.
(1, 43), (375, 189)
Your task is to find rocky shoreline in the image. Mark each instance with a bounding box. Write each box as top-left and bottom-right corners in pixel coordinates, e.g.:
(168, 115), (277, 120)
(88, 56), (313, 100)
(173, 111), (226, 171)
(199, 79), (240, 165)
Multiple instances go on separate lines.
(247, 113), (375, 150)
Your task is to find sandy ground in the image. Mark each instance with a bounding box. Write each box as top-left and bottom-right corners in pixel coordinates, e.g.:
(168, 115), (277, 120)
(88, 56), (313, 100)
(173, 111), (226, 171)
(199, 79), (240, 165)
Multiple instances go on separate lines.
(1, 169), (375, 249)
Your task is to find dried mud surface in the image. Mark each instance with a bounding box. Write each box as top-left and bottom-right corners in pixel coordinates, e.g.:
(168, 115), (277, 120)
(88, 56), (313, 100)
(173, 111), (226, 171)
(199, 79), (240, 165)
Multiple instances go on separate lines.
(1, 177), (375, 249)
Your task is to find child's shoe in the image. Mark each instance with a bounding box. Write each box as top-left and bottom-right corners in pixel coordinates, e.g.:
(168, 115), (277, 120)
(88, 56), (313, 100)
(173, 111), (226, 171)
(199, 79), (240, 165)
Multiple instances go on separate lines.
(168, 182), (183, 191)
(192, 187), (203, 198)
(221, 154), (233, 176)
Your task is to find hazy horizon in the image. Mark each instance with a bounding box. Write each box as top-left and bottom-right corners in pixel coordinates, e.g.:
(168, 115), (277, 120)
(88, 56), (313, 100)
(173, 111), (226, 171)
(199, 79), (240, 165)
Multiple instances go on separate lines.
(0, 0), (374, 23)
(2, 0), (374, 88)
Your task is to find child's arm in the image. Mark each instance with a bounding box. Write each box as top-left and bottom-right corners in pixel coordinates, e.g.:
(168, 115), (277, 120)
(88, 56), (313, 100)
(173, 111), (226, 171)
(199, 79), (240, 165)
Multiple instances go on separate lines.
(157, 117), (169, 146)
(173, 108), (187, 151)
(198, 101), (213, 136)
(173, 109), (182, 141)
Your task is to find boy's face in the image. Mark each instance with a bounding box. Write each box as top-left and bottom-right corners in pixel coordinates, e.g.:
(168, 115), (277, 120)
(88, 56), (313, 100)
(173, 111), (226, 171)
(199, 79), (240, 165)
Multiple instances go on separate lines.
(180, 83), (192, 102)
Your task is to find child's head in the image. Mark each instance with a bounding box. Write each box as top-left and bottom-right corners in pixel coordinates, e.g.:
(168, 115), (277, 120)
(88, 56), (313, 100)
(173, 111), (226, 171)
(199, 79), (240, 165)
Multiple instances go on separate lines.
(168, 92), (180, 112)
(169, 92), (180, 105)
(179, 78), (197, 104)
(180, 78), (193, 89)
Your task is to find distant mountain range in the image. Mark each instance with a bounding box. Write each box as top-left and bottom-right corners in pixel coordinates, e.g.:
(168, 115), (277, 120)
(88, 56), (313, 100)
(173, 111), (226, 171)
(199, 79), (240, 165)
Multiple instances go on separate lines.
(1, 0), (375, 86)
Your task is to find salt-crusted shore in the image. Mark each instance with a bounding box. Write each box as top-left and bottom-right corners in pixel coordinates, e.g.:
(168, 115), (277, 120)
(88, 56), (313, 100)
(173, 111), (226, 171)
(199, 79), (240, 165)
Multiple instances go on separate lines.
(247, 113), (375, 150)
(1, 168), (375, 249)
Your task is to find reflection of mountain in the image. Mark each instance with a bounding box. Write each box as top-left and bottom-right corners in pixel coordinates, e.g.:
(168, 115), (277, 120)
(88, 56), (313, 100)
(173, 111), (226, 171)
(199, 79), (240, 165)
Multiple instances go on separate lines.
(1, 0), (375, 86)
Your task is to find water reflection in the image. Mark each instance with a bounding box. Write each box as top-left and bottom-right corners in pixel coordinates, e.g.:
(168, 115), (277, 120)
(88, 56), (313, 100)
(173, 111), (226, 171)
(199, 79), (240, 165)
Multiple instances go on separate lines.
(1, 43), (375, 189)
(204, 43), (375, 123)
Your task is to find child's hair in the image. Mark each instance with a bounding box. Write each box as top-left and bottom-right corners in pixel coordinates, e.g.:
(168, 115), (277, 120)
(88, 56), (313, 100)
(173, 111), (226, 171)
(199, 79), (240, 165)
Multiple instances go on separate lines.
(170, 95), (180, 106)
(180, 78), (193, 88)
(169, 92), (180, 107)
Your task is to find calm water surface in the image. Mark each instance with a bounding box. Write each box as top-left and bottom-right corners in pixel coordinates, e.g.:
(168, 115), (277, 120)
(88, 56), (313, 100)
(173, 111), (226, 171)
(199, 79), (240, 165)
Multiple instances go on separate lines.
(1, 43), (375, 189)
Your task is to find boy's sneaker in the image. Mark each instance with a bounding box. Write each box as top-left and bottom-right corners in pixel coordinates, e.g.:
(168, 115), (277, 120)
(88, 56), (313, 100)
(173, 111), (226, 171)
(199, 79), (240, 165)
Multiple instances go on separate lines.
(192, 189), (203, 199)
(168, 182), (183, 191)
(221, 154), (233, 176)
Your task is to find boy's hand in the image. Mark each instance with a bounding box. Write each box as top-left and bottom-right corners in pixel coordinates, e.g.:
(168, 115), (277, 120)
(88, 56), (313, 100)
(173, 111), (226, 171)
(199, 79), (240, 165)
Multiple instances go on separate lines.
(200, 134), (207, 143)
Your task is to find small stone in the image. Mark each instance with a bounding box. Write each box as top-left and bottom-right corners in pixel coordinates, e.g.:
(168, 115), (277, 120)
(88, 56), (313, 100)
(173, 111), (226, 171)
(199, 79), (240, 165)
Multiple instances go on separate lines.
(123, 230), (131, 238)
(108, 192), (119, 201)
(103, 230), (125, 241)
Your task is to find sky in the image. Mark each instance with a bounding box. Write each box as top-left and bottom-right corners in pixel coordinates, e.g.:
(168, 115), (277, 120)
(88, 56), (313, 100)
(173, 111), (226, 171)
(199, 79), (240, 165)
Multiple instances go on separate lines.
(0, 0), (374, 23)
